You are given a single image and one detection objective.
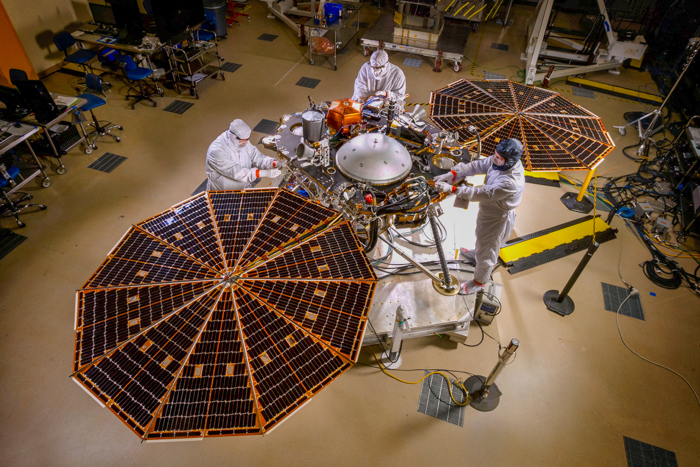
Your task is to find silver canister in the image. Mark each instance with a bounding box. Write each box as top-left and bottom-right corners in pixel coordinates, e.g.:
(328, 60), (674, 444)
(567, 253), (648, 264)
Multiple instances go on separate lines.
(301, 109), (326, 143)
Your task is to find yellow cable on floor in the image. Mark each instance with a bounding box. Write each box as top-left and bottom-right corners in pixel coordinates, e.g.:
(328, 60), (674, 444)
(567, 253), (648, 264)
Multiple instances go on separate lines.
(371, 348), (470, 406)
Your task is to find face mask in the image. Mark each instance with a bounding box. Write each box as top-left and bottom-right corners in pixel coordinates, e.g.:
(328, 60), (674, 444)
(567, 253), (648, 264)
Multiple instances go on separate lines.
(372, 67), (385, 78)
(229, 131), (248, 148)
(492, 154), (511, 171)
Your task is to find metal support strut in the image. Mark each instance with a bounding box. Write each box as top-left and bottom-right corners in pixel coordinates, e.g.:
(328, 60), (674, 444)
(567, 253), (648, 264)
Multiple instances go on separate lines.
(381, 305), (410, 369)
(464, 338), (520, 412)
(376, 205), (458, 296)
(544, 241), (599, 316)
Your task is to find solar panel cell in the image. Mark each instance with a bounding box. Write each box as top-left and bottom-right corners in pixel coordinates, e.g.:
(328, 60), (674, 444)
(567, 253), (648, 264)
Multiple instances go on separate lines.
(243, 222), (375, 281)
(208, 190), (277, 270)
(137, 194), (226, 271)
(236, 190), (338, 270)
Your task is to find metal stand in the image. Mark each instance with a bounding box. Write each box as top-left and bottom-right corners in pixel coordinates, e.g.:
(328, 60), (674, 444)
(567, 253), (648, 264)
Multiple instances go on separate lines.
(523, 0), (646, 85)
(561, 169), (595, 214)
(544, 241), (599, 316)
(381, 305), (410, 369)
(464, 338), (519, 412)
(634, 37), (700, 158)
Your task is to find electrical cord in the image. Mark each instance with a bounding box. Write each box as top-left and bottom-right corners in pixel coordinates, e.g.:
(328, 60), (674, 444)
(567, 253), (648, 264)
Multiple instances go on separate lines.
(616, 288), (700, 409)
(369, 348), (470, 406)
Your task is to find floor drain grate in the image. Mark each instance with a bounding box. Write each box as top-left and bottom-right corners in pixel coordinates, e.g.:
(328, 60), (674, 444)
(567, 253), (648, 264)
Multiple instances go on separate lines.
(221, 62), (242, 73)
(296, 77), (321, 89)
(491, 42), (509, 51)
(417, 371), (466, 427)
(258, 34), (278, 41)
(484, 71), (506, 79)
(623, 437), (677, 467)
(163, 100), (195, 114)
(602, 283), (644, 320)
(88, 153), (127, 173)
(572, 86), (596, 98)
(252, 119), (279, 135)
(0, 230), (27, 260)
(192, 179), (208, 196)
(403, 58), (422, 68)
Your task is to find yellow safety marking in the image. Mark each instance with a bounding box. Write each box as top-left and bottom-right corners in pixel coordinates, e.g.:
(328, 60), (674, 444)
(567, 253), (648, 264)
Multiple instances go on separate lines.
(446, 0), (457, 13)
(524, 170), (559, 181)
(470, 25), (486, 76)
(485, 0), (500, 21)
(462, 5), (475, 17)
(550, 86), (645, 105)
(454, 2), (470, 15)
(468, 4), (487, 19)
(567, 77), (662, 103)
(499, 218), (611, 263)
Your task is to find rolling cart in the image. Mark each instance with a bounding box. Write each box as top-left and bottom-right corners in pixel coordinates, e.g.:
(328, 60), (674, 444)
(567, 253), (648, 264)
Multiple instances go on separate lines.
(164, 40), (225, 98)
(305, 4), (363, 70)
(360, 14), (469, 72)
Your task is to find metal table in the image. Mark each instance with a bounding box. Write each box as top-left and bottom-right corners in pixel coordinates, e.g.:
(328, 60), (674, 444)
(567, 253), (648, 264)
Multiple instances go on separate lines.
(72, 30), (163, 58)
(361, 14), (469, 72)
(0, 120), (52, 190)
(20, 94), (87, 175)
(305, 4), (363, 70)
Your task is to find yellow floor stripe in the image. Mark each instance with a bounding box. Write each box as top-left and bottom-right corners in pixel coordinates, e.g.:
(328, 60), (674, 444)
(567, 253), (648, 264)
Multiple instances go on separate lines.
(499, 218), (610, 263)
(550, 86), (644, 105)
(567, 77), (662, 103)
(524, 170), (559, 181)
(470, 26), (486, 77)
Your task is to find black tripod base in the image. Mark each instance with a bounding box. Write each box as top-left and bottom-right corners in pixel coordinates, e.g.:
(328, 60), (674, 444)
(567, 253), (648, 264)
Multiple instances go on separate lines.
(561, 192), (594, 214)
(544, 290), (575, 316)
(464, 376), (502, 412)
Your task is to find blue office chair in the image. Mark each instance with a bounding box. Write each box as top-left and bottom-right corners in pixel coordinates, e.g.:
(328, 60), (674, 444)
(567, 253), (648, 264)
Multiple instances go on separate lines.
(9, 69), (28, 85)
(116, 55), (163, 109)
(0, 163), (47, 228)
(53, 32), (97, 91)
(76, 74), (123, 154)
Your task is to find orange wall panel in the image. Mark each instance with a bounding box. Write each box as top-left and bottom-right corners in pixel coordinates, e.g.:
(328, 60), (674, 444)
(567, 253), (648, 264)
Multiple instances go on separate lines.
(0, 0), (38, 87)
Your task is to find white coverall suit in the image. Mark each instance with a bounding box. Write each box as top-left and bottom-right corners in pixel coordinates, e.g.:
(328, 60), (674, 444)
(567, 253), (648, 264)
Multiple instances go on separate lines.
(451, 155), (525, 284)
(205, 131), (276, 190)
(351, 62), (407, 104)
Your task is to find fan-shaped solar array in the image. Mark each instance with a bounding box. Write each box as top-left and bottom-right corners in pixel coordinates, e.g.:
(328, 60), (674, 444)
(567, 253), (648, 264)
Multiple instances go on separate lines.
(73, 189), (377, 440)
(429, 79), (615, 171)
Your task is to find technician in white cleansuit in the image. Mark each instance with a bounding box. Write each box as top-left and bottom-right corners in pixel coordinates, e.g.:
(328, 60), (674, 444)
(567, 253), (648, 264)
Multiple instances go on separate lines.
(352, 50), (406, 105)
(206, 119), (281, 190)
(434, 138), (526, 294)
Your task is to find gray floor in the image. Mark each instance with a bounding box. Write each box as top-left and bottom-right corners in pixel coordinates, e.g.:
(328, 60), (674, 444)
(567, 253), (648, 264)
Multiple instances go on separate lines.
(1, 3), (699, 466)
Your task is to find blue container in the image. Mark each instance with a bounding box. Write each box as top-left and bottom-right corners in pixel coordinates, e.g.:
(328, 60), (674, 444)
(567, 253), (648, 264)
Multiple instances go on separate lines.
(325, 3), (343, 19)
